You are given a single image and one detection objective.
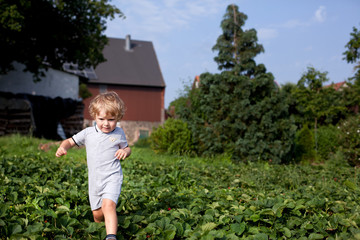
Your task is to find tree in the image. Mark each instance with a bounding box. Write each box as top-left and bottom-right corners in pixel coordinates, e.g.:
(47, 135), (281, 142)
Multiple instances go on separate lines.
(212, 5), (264, 76)
(343, 26), (360, 83)
(0, 0), (123, 80)
(293, 66), (346, 152)
(179, 5), (296, 163)
(342, 26), (360, 113)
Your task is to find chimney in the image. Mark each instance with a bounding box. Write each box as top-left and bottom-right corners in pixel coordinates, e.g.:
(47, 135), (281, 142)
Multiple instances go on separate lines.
(125, 34), (131, 51)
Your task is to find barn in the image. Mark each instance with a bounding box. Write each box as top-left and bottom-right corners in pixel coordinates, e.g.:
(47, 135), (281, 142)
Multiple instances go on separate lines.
(82, 35), (166, 144)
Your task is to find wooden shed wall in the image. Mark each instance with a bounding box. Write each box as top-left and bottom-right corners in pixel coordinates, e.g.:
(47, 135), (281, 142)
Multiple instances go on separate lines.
(83, 84), (165, 122)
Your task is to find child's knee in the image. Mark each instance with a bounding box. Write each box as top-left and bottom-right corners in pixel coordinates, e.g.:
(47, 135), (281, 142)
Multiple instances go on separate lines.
(92, 209), (104, 222)
(102, 199), (116, 211)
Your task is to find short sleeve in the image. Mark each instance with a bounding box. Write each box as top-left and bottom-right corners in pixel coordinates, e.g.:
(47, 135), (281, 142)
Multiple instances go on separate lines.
(118, 128), (128, 149)
(72, 128), (86, 146)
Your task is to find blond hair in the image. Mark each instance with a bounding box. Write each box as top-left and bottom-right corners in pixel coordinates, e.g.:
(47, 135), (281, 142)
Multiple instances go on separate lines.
(89, 91), (126, 120)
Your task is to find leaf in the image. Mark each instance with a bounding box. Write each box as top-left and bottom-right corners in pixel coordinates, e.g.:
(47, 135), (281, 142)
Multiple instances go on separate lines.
(253, 233), (268, 240)
(227, 195), (234, 200)
(273, 203), (286, 217)
(26, 222), (43, 233)
(86, 222), (99, 233)
(234, 215), (243, 223)
(132, 215), (144, 223)
(344, 180), (357, 190)
(230, 223), (246, 235)
(259, 209), (274, 216)
(56, 205), (70, 213)
(309, 233), (324, 239)
(163, 229), (176, 240)
(201, 222), (217, 232)
(45, 209), (58, 219)
(156, 217), (171, 230)
(250, 214), (260, 222)
(174, 222), (184, 236)
(10, 223), (22, 235)
(282, 227), (291, 238)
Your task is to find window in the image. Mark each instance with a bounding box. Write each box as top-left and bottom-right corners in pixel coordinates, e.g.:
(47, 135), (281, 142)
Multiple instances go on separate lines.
(139, 130), (149, 139)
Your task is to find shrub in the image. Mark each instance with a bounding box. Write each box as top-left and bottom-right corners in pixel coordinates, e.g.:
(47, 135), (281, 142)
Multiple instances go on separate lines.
(337, 115), (360, 166)
(294, 125), (316, 163)
(150, 118), (194, 155)
(316, 125), (341, 161)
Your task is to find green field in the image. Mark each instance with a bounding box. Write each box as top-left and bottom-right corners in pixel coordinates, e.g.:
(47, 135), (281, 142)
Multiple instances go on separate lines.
(0, 135), (359, 239)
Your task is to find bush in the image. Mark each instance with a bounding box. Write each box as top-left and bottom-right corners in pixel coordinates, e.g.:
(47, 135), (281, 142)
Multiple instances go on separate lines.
(150, 118), (194, 155)
(337, 115), (360, 166)
(316, 125), (341, 161)
(294, 125), (316, 163)
(133, 137), (151, 148)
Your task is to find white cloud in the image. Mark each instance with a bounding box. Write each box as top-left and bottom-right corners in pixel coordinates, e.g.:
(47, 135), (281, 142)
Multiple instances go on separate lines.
(280, 5), (327, 30)
(111, 0), (225, 36)
(314, 6), (326, 22)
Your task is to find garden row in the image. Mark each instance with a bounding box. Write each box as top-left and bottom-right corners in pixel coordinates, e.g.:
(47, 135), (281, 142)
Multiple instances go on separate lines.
(0, 135), (359, 239)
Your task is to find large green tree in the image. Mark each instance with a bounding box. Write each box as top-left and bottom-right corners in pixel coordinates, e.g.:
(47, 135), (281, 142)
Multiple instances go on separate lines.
(0, 0), (123, 79)
(179, 5), (296, 163)
(342, 26), (360, 113)
(293, 66), (346, 152)
(294, 66), (347, 126)
(343, 26), (360, 83)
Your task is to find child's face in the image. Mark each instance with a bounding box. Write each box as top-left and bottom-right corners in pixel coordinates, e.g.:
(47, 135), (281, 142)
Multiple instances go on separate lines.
(95, 110), (117, 133)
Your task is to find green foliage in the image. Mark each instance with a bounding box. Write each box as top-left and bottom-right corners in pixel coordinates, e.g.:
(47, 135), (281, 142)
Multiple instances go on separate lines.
(337, 115), (360, 166)
(79, 83), (92, 100)
(343, 25), (360, 83)
(316, 125), (341, 161)
(212, 4), (264, 74)
(133, 137), (151, 148)
(293, 66), (347, 127)
(0, 0), (123, 80)
(168, 96), (188, 118)
(294, 125), (316, 163)
(150, 118), (194, 155)
(181, 72), (296, 163)
(179, 4), (296, 163)
(1, 135), (360, 239)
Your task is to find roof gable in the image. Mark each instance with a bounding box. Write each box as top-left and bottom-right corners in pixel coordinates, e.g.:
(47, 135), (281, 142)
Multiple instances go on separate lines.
(91, 36), (166, 88)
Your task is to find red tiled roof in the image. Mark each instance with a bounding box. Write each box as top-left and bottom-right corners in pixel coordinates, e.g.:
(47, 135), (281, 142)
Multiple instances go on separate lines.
(324, 81), (347, 91)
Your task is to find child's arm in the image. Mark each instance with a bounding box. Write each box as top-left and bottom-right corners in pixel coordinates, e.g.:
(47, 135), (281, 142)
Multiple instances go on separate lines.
(55, 138), (76, 157)
(114, 146), (131, 160)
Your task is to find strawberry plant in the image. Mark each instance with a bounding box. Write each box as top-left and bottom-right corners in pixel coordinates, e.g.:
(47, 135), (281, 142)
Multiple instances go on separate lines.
(0, 135), (359, 239)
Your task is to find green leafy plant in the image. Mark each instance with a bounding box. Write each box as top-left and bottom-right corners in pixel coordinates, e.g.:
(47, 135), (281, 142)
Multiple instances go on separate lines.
(316, 125), (341, 161)
(337, 115), (360, 166)
(177, 5), (296, 163)
(1, 135), (360, 239)
(294, 124), (316, 163)
(150, 118), (194, 155)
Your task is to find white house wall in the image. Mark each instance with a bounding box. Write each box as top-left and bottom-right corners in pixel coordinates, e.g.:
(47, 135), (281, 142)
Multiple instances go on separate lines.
(0, 63), (79, 100)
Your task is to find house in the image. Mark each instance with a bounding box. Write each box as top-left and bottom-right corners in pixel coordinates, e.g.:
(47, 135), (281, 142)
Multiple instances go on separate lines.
(83, 35), (166, 144)
(324, 81), (348, 91)
(0, 62), (84, 139)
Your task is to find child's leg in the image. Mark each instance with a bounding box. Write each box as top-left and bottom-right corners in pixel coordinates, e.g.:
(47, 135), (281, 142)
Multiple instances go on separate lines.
(92, 208), (104, 223)
(101, 198), (118, 235)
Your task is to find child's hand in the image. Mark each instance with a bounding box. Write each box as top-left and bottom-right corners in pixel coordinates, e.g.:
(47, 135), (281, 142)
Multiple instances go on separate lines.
(55, 147), (67, 157)
(115, 149), (128, 160)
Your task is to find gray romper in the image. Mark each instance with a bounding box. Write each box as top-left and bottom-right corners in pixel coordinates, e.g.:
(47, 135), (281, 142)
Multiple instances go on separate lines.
(72, 125), (128, 210)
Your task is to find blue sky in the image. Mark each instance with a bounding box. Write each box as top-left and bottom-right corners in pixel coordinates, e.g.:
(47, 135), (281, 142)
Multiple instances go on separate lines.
(105, 0), (360, 108)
